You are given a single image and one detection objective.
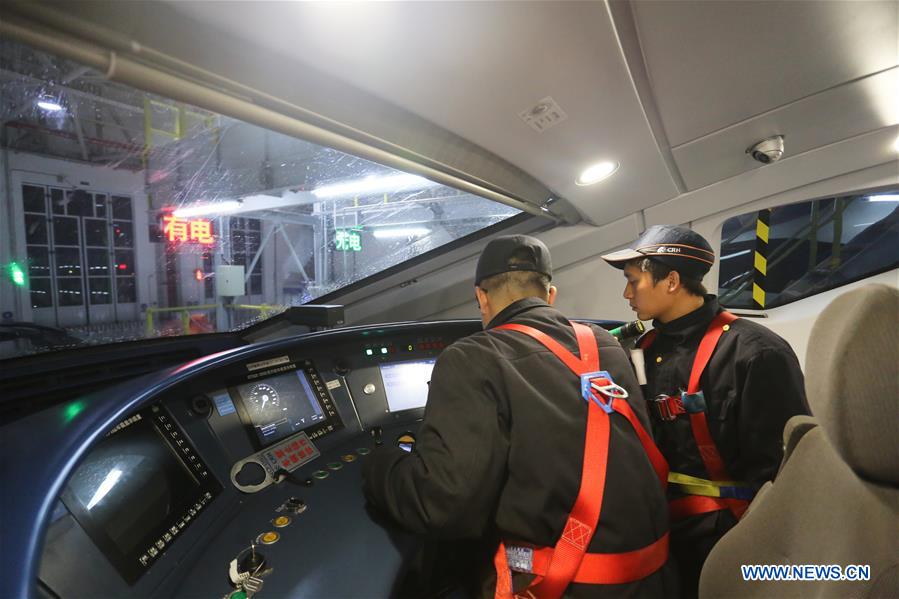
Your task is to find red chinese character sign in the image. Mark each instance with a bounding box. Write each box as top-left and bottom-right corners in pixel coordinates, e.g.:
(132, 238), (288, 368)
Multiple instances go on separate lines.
(162, 215), (216, 245)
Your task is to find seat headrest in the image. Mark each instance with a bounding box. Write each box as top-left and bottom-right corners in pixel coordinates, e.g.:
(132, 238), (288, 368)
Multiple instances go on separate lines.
(805, 284), (899, 484)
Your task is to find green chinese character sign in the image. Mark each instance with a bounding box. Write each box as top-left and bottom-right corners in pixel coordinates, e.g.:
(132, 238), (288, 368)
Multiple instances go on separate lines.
(335, 229), (362, 252)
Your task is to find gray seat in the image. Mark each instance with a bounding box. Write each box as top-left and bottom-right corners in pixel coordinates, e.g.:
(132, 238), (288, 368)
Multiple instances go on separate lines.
(700, 284), (899, 598)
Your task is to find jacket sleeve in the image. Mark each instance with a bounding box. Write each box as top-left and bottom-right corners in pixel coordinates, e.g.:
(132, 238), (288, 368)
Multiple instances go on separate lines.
(735, 347), (810, 486)
(362, 343), (508, 538)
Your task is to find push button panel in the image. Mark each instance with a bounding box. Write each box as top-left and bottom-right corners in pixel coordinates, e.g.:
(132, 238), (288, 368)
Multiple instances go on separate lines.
(230, 431), (320, 493)
(262, 432), (320, 474)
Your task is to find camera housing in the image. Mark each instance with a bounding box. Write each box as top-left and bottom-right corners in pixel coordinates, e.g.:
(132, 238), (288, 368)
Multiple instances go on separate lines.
(747, 135), (785, 164)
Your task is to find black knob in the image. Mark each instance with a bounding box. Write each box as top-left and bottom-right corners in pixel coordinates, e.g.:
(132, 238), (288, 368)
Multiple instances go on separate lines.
(239, 546), (266, 573)
(371, 426), (383, 446)
(333, 359), (350, 376)
(235, 461), (267, 487)
(191, 396), (212, 417)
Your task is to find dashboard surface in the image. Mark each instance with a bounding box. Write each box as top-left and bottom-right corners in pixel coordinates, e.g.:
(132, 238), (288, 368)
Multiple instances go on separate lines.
(2, 318), (619, 598)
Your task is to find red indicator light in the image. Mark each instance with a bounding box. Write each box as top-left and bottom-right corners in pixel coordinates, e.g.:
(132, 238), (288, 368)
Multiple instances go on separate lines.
(117, 263), (127, 271)
(194, 268), (204, 281)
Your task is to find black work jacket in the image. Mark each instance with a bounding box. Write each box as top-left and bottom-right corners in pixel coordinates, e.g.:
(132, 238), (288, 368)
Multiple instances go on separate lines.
(363, 298), (676, 597)
(640, 295), (810, 489)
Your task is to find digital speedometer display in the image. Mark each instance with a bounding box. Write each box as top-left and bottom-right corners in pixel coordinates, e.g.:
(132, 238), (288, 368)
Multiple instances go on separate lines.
(234, 370), (325, 446)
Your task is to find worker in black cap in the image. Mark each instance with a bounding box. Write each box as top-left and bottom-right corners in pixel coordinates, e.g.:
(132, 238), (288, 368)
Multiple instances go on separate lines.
(602, 225), (809, 598)
(364, 234), (678, 598)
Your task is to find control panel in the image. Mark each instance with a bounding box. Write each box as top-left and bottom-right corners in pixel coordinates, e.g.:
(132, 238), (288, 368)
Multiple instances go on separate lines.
(230, 431), (321, 493)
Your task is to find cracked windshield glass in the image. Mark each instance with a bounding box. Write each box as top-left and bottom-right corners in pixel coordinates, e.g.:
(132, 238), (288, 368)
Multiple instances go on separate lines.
(0, 39), (521, 359)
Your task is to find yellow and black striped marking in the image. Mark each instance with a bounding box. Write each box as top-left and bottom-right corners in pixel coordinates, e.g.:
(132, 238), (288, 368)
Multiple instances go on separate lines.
(752, 209), (770, 309)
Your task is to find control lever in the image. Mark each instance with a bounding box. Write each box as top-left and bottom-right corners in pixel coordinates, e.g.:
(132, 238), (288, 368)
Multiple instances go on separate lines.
(239, 542), (266, 574)
(371, 426), (383, 447)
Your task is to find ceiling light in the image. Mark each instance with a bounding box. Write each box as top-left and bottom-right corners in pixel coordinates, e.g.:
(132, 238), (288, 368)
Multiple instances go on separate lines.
(372, 227), (430, 239)
(173, 200), (242, 218)
(37, 99), (63, 112)
(867, 194), (899, 202)
(893, 136), (899, 153)
(575, 161), (619, 186)
(312, 173), (441, 199)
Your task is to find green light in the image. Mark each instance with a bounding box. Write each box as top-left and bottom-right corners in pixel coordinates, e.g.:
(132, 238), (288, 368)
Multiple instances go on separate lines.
(63, 400), (86, 423)
(365, 348), (373, 356)
(8, 262), (26, 287)
(380, 347), (388, 355)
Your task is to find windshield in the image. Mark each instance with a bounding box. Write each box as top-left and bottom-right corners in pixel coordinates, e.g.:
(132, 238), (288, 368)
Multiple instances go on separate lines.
(0, 39), (523, 360)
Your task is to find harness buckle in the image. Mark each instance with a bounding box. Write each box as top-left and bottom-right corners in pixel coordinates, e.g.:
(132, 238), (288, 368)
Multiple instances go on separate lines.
(581, 371), (626, 414)
(650, 394), (679, 421)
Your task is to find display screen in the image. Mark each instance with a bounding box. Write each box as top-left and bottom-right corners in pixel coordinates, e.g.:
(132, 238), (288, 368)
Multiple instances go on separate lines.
(65, 417), (198, 555)
(379, 358), (436, 412)
(234, 370), (325, 446)
(61, 409), (219, 584)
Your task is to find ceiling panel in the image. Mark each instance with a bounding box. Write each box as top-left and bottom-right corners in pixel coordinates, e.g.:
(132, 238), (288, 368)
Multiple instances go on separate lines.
(164, 1), (681, 225)
(632, 0), (899, 146)
(672, 68), (899, 190)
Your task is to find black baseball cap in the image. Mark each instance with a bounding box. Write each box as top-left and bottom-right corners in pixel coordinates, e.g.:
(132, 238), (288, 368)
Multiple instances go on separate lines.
(475, 235), (552, 286)
(601, 225), (715, 279)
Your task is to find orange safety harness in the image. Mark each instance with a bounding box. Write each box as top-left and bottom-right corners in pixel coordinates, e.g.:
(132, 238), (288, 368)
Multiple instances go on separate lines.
(638, 311), (750, 521)
(491, 322), (669, 599)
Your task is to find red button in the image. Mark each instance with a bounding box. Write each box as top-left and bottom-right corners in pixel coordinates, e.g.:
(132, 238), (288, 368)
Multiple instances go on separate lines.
(290, 454), (299, 463)
(292, 441), (300, 450)
(282, 460), (290, 467)
(305, 447), (313, 456)
(299, 439), (307, 446)
(275, 450), (284, 458)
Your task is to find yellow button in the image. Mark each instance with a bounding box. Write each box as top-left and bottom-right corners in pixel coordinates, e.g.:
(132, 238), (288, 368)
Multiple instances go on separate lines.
(273, 516), (291, 528)
(259, 531), (280, 545)
(656, 356), (663, 363)
(722, 324), (730, 331)
(341, 454), (357, 462)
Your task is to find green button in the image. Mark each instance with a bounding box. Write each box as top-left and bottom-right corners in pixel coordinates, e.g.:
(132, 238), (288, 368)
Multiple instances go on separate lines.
(313, 470), (329, 479)
(327, 461), (343, 471)
(357, 447), (371, 455)
(229, 592), (247, 599)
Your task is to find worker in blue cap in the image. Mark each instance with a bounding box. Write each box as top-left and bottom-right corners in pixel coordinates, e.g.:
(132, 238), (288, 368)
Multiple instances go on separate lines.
(603, 224), (810, 598)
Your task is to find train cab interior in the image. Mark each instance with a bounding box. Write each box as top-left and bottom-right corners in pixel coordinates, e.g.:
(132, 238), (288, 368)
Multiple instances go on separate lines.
(0, 1), (897, 597)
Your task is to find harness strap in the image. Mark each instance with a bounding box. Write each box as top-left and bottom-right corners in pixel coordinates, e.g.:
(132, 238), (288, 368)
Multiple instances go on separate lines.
(640, 311), (749, 520)
(491, 322), (668, 599)
(497, 532), (670, 587)
(669, 495), (749, 521)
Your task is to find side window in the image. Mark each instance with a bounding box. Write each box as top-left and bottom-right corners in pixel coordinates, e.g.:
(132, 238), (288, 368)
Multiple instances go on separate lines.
(719, 189), (898, 309)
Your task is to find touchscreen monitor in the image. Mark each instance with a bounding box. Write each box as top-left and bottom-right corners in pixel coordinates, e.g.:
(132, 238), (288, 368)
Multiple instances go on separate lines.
(234, 370), (325, 446)
(379, 358), (436, 413)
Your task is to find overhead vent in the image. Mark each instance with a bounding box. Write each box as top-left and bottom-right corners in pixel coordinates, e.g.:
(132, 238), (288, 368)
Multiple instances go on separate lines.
(519, 96), (568, 133)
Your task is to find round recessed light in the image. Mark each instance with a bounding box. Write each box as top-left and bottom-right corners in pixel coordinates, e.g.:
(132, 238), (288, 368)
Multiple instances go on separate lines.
(576, 161), (619, 186)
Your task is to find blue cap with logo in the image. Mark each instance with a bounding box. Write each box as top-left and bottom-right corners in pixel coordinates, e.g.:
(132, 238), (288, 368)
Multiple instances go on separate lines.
(601, 225), (715, 279)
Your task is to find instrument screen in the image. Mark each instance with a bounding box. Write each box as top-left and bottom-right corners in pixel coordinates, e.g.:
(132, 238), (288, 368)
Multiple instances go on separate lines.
(379, 358), (436, 413)
(233, 370), (326, 447)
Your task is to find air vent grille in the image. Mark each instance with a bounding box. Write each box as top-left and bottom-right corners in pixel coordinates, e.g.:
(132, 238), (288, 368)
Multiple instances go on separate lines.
(519, 96), (568, 132)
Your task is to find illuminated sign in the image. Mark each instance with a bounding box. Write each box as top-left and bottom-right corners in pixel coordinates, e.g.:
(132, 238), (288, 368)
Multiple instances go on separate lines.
(162, 215), (215, 245)
(334, 229), (362, 252)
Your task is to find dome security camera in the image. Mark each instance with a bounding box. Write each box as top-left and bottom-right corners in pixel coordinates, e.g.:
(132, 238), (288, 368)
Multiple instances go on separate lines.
(747, 135), (785, 164)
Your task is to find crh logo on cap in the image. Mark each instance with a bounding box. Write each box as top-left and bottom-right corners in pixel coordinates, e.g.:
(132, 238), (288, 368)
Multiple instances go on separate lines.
(653, 245), (682, 254)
